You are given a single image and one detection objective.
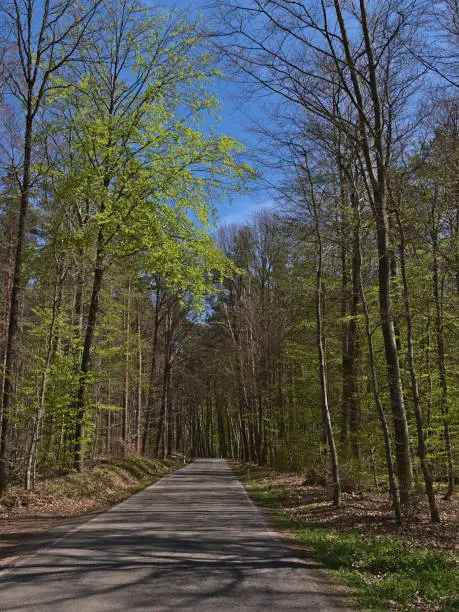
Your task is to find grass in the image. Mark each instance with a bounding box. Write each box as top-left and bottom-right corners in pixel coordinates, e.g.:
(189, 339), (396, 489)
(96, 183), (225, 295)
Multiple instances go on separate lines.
(235, 466), (458, 612)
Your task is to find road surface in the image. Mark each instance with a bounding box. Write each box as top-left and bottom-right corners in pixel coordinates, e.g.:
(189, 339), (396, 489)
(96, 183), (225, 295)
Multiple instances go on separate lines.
(0, 459), (348, 611)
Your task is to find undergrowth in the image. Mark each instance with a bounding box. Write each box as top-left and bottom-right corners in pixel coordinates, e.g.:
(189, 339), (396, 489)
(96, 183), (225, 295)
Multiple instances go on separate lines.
(235, 465), (458, 612)
(1, 456), (182, 511)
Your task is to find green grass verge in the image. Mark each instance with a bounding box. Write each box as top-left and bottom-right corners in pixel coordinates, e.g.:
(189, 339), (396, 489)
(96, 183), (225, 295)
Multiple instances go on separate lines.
(241, 472), (458, 612)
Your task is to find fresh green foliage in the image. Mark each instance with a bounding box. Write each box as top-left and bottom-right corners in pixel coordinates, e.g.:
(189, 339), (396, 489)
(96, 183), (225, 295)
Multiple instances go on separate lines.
(48, 4), (249, 307)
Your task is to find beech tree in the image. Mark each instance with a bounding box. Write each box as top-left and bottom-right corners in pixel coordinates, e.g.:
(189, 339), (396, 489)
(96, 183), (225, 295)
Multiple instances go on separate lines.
(0, 0), (100, 494)
(49, 0), (247, 470)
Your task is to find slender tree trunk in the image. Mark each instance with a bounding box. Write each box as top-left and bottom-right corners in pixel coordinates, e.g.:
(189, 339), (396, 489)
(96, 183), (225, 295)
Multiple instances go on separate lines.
(1, 233), (15, 408)
(375, 196), (413, 505)
(74, 230), (105, 472)
(348, 191), (361, 460)
(315, 220), (341, 506)
(25, 264), (65, 490)
(237, 334), (250, 462)
(340, 240), (350, 447)
(349, 255), (361, 457)
(390, 249), (402, 354)
(155, 313), (172, 459)
(348, 190), (402, 522)
(334, 0), (413, 505)
(122, 280), (131, 448)
(395, 210), (440, 522)
(106, 375), (112, 456)
(425, 316), (433, 437)
(360, 272), (401, 523)
(338, 173), (360, 458)
(431, 215), (455, 499)
(142, 286), (161, 454)
(316, 273), (341, 505)
(0, 110), (33, 495)
(136, 315), (142, 454)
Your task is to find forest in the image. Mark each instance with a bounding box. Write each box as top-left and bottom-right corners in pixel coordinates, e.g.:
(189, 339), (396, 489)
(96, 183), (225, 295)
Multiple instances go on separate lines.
(0, 0), (457, 530)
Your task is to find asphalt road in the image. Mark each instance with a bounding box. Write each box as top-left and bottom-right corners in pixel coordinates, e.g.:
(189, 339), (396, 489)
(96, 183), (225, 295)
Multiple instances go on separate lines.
(0, 459), (348, 611)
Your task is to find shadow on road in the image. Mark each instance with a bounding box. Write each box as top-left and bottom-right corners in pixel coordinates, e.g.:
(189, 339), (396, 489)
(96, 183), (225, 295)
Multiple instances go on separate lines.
(0, 460), (349, 611)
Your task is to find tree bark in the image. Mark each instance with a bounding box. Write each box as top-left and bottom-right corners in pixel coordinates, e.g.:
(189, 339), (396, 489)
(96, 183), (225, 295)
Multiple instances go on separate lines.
(431, 212), (455, 499)
(0, 110), (33, 495)
(334, 0), (413, 505)
(122, 280), (131, 448)
(316, 241), (341, 506)
(142, 284), (161, 454)
(396, 209), (440, 521)
(74, 230), (104, 472)
(375, 198), (413, 505)
(360, 273), (402, 524)
(348, 201), (361, 462)
(396, 212), (440, 523)
(308, 164), (341, 506)
(136, 315), (142, 454)
(155, 312), (172, 459)
(25, 261), (65, 490)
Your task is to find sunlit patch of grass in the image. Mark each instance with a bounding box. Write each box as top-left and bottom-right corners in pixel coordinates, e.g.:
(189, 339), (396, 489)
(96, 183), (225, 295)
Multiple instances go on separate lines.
(280, 516), (458, 611)
(234, 464), (458, 611)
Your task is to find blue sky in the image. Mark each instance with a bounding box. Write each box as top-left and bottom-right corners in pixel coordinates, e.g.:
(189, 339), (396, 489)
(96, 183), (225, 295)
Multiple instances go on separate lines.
(157, 0), (275, 227)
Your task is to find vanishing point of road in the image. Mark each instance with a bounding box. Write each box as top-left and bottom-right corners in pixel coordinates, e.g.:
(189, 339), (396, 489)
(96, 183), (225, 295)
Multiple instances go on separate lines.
(0, 459), (348, 611)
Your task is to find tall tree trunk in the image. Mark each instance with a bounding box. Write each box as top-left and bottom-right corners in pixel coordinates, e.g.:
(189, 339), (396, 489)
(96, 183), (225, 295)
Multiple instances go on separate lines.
(360, 273), (402, 524)
(167, 369), (174, 457)
(122, 280), (131, 448)
(354, 193), (400, 522)
(396, 209), (440, 522)
(74, 230), (104, 472)
(340, 240), (351, 447)
(310, 175), (341, 505)
(334, 0), (413, 505)
(341, 189), (362, 461)
(316, 243), (341, 506)
(236, 331), (250, 462)
(142, 285), (161, 454)
(348, 201), (361, 462)
(1, 233), (15, 406)
(136, 315), (142, 454)
(431, 211), (455, 499)
(25, 262), (66, 490)
(375, 197), (413, 506)
(338, 172), (360, 458)
(396, 212), (440, 523)
(155, 312), (172, 459)
(0, 111), (33, 495)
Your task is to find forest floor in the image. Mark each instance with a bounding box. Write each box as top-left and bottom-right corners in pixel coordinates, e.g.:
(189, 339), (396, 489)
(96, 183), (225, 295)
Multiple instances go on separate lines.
(0, 456), (182, 561)
(232, 463), (458, 612)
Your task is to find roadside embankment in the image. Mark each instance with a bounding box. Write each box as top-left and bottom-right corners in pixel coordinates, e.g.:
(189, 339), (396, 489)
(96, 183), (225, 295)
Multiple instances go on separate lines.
(0, 456), (183, 560)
